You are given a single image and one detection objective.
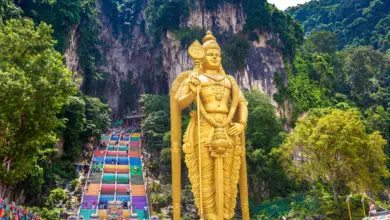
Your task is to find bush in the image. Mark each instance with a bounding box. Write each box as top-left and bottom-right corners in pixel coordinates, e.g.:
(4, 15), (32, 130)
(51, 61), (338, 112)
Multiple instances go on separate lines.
(69, 179), (79, 191)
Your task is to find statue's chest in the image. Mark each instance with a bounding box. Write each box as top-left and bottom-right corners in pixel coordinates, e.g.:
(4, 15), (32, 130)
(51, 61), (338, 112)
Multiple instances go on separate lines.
(199, 75), (231, 101)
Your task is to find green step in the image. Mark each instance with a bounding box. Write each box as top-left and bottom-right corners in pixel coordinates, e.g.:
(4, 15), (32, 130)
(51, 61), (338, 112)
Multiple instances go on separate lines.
(117, 174), (130, 184)
(131, 175), (144, 185)
(102, 174), (115, 184)
(131, 165), (143, 176)
(119, 146), (128, 151)
(130, 137), (140, 141)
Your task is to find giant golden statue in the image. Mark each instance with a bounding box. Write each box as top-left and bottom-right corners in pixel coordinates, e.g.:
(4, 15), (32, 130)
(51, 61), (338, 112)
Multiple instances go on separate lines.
(170, 31), (249, 220)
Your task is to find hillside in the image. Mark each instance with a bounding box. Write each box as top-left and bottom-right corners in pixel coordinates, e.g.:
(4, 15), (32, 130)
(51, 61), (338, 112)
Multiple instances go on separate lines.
(287, 0), (390, 51)
(1, 0), (304, 120)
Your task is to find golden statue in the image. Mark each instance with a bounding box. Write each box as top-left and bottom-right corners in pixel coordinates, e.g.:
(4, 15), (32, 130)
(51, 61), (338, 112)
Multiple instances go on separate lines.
(170, 31), (249, 220)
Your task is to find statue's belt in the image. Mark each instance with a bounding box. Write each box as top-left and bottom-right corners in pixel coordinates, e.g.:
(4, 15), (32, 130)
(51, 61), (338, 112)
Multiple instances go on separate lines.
(199, 112), (227, 124)
(189, 112), (242, 157)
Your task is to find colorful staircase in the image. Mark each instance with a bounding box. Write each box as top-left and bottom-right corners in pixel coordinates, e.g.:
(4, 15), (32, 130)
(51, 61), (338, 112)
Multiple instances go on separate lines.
(78, 129), (149, 220)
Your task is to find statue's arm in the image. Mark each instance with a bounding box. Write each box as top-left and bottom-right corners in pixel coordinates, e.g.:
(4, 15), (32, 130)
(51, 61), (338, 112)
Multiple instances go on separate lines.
(237, 91), (248, 127)
(176, 78), (195, 110)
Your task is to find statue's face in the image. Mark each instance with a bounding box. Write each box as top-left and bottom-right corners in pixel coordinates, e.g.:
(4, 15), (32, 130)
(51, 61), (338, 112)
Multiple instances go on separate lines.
(202, 49), (221, 70)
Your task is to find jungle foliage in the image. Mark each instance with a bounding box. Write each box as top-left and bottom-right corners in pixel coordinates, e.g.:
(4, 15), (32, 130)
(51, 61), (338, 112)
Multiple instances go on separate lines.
(101, 0), (142, 35)
(280, 108), (389, 203)
(0, 4), (111, 211)
(287, 0), (390, 52)
(145, 0), (189, 42)
(0, 18), (76, 185)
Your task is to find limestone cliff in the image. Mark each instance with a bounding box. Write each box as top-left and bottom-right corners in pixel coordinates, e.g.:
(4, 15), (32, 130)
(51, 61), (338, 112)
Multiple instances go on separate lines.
(65, 0), (290, 120)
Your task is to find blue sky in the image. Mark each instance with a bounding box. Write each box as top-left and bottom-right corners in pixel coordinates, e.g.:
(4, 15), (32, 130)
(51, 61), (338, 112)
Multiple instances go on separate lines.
(268, 0), (312, 10)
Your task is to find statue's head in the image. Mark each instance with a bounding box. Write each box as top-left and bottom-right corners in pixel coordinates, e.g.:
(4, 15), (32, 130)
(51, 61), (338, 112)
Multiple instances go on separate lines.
(202, 31), (222, 71)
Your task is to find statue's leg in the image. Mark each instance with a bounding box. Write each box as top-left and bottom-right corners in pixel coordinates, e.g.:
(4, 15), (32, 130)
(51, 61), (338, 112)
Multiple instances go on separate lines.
(200, 142), (216, 220)
(223, 147), (234, 219)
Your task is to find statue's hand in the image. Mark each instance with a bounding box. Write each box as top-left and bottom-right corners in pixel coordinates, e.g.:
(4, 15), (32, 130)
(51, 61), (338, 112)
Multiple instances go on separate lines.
(228, 123), (245, 136)
(189, 76), (200, 95)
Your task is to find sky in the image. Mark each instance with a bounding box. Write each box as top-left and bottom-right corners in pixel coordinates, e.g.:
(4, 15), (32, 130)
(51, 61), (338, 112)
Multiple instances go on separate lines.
(267, 0), (312, 10)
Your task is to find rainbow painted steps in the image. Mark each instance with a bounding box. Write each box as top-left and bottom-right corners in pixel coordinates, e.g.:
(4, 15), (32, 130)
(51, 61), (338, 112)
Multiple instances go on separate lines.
(78, 129), (148, 220)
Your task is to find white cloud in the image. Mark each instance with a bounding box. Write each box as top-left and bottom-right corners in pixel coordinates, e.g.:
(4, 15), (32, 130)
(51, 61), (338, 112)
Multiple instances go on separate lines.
(267, 0), (312, 10)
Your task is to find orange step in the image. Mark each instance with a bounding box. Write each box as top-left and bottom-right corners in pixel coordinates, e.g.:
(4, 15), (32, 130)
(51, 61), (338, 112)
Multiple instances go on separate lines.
(132, 191), (146, 196)
(85, 184), (100, 196)
(130, 152), (140, 157)
(119, 141), (128, 145)
(131, 185), (145, 196)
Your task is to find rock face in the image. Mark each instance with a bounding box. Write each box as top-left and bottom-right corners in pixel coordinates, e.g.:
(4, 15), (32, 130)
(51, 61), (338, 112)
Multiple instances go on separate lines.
(64, 24), (82, 87)
(65, 0), (288, 120)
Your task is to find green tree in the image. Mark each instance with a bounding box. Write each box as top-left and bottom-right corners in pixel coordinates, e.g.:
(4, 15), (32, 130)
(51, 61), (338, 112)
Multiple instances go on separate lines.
(142, 110), (170, 151)
(30, 207), (61, 220)
(244, 91), (296, 202)
(0, 0), (22, 20)
(18, 0), (84, 51)
(23, 164), (45, 201)
(279, 108), (389, 203)
(83, 95), (111, 138)
(158, 147), (171, 184)
(288, 0), (390, 50)
(285, 55), (328, 121)
(0, 19), (76, 185)
(60, 96), (86, 159)
(45, 188), (67, 208)
(140, 94), (169, 117)
(243, 0), (271, 31)
(302, 31), (338, 54)
(343, 47), (390, 108)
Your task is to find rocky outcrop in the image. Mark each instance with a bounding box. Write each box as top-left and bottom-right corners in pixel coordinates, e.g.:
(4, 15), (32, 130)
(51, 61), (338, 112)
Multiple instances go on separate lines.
(89, 0), (169, 119)
(64, 24), (82, 86)
(186, 0), (245, 34)
(65, 0), (289, 120)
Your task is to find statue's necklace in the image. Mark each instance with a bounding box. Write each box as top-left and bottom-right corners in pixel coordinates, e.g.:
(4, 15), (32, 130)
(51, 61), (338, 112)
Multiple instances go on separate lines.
(205, 74), (226, 102)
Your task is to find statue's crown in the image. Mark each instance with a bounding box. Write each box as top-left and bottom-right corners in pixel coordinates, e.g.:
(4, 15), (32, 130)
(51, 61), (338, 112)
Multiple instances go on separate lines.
(202, 31), (221, 52)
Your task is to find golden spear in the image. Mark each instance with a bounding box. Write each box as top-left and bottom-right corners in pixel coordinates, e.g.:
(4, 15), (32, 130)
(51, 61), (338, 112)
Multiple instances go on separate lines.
(188, 40), (206, 220)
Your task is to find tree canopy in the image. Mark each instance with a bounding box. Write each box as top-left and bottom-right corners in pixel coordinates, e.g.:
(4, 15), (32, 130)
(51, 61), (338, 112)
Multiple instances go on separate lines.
(0, 18), (76, 185)
(279, 108), (389, 203)
(288, 0), (390, 52)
